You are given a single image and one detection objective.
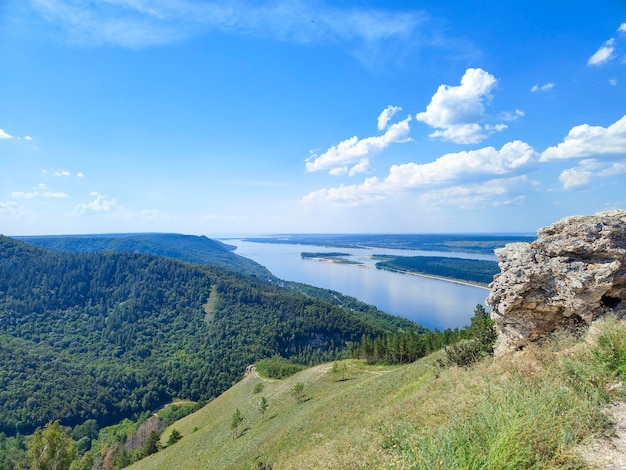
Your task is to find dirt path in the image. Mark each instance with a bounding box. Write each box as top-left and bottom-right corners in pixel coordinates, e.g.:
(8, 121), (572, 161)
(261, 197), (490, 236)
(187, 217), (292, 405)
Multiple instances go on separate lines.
(581, 401), (626, 469)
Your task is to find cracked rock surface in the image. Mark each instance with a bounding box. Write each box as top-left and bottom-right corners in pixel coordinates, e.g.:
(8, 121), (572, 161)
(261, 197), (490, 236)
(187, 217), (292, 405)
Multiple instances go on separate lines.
(487, 210), (626, 356)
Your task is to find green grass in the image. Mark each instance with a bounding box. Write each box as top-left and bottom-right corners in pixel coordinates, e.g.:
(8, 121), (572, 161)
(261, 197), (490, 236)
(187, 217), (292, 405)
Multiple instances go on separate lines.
(130, 319), (626, 470)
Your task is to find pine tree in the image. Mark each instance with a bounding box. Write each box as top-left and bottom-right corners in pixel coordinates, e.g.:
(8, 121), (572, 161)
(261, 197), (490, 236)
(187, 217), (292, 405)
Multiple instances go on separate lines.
(231, 409), (244, 439)
(292, 383), (305, 404)
(258, 396), (268, 422)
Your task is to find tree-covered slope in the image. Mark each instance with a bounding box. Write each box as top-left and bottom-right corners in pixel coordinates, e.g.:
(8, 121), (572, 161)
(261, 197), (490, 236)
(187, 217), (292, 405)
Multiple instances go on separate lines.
(16, 233), (272, 278)
(0, 236), (414, 436)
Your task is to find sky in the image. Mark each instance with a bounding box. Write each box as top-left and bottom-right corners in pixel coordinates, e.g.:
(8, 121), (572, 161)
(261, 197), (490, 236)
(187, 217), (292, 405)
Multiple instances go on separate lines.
(1, 1), (626, 236)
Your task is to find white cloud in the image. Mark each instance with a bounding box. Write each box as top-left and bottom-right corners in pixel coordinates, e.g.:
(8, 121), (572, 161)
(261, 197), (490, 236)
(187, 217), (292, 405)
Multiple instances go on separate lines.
(498, 109), (524, 121)
(303, 140), (537, 205)
(598, 161), (626, 176)
(0, 128), (12, 139)
(54, 170), (72, 177)
(541, 114), (626, 161)
(305, 113), (412, 175)
(558, 158), (626, 190)
(25, 136), (33, 141)
(73, 192), (122, 214)
(11, 191), (69, 199)
(0, 201), (18, 210)
(619, 23), (626, 33)
(588, 38), (615, 66)
(417, 176), (530, 209)
(30, 0), (426, 64)
(383, 140), (536, 187)
(610, 78), (618, 86)
(558, 160), (599, 190)
(377, 105), (402, 131)
(415, 68), (501, 144)
(531, 82), (555, 92)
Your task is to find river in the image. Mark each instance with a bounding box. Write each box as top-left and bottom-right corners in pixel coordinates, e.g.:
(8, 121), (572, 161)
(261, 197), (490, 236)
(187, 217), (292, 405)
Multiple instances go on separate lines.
(228, 239), (494, 331)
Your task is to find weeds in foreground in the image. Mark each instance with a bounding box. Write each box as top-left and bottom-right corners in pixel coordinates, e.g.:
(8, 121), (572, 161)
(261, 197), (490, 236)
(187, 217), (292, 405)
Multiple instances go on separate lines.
(382, 318), (626, 469)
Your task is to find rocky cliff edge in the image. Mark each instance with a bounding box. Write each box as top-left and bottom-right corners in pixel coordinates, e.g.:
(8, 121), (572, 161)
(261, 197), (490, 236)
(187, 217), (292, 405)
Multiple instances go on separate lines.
(487, 210), (626, 356)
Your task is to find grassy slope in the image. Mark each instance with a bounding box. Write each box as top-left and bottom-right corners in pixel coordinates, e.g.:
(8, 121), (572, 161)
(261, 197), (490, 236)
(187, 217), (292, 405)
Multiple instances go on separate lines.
(131, 358), (435, 470)
(131, 319), (626, 470)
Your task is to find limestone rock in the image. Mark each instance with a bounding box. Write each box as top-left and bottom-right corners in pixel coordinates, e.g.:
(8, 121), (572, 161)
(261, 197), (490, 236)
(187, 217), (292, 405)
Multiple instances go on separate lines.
(487, 210), (626, 356)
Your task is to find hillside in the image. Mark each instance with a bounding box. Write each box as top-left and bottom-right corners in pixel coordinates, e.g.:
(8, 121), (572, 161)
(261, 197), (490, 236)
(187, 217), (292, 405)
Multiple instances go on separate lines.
(0, 235), (417, 437)
(131, 318), (626, 470)
(16, 233), (272, 278)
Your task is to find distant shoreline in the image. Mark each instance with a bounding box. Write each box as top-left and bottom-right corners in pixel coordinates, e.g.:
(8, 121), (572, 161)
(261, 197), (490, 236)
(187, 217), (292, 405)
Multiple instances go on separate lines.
(377, 266), (492, 290)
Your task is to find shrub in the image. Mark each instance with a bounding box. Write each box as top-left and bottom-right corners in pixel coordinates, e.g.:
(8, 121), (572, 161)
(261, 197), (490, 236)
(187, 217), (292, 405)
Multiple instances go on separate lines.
(256, 355), (304, 379)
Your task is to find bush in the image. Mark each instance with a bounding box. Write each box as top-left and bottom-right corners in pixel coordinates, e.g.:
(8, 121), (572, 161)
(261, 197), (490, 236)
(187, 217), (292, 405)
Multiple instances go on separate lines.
(444, 340), (484, 367)
(255, 355), (304, 379)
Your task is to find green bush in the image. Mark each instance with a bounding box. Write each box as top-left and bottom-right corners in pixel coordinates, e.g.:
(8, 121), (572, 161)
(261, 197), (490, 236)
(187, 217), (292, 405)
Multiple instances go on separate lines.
(255, 355), (304, 379)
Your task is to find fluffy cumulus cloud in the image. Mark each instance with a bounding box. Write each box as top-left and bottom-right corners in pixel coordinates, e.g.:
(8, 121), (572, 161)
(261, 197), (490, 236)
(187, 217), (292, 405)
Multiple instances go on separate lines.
(377, 105), (402, 131)
(303, 140), (537, 205)
(305, 109), (412, 176)
(588, 38), (616, 66)
(73, 192), (122, 215)
(541, 114), (626, 161)
(558, 159), (626, 190)
(383, 140), (536, 187)
(0, 128), (12, 139)
(415, 68), (503, 144)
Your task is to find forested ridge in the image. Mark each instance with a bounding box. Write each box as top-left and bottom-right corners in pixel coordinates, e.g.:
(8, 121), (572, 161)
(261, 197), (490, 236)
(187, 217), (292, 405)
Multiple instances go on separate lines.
(0, 235), (414, 437)
(16, 233), (272, 278)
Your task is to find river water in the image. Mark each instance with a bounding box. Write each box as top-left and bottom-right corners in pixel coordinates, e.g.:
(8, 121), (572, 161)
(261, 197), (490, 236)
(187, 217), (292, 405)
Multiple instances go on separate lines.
(228, 239), (494, 331)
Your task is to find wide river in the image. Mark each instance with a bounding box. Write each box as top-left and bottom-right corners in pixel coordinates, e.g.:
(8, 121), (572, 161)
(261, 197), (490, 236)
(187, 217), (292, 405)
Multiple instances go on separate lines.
(228, 239), (495, 331)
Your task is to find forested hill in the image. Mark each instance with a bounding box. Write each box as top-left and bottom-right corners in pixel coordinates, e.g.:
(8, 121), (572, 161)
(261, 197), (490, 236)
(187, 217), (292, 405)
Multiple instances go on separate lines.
(16, 233), (271, 278)
(0, 236), (415, 436)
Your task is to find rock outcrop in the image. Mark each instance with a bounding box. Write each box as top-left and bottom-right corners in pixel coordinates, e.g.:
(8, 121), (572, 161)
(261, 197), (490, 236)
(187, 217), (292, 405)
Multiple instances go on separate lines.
(487, 210), (626, 356)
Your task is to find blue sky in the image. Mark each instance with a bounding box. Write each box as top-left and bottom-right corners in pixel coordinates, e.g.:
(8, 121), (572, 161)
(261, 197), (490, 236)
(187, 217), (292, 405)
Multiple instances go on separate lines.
(1, 1), (625, 236)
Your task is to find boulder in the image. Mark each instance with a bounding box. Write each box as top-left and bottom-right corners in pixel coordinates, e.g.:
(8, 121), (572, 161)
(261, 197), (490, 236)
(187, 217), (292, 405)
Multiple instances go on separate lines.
(487, 210), (626, 356)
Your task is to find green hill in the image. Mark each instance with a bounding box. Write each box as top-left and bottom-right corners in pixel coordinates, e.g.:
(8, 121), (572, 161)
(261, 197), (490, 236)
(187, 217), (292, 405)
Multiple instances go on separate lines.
(0, 235), (416, 437)
(129, 318), (626, 470)
(16, 233), (272, 278)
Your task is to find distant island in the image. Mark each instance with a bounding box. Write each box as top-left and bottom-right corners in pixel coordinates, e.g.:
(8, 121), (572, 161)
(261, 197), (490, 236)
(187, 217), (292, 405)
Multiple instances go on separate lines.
(301, 252), (364, 265)
(373, 255), (498, 288)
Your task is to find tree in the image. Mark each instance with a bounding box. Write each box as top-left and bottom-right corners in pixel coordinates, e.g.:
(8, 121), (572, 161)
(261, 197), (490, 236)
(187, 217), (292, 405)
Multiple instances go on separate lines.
(143, 430), (162, 456)
(166, 429), (182, 446)
(231, 409), (244, 439)
(258, 396), (268, 422)
(469, 304), (497, 353)
(27, 421), (78, 470)
(292, 383), (305, 405)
